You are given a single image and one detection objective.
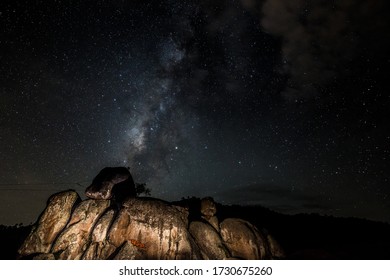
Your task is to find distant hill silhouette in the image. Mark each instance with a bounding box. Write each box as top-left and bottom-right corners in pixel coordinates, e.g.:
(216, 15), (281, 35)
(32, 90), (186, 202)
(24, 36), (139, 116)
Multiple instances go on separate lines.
(1, 199), (389, 259)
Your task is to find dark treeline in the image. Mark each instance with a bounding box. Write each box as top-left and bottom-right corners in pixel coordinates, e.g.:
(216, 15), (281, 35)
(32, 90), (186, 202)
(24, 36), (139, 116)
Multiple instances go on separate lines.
(0, 224), (32, 259)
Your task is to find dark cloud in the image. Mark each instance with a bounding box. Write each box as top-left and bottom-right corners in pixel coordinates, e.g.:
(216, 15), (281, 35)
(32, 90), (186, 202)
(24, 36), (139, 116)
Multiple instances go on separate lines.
(261, 0), (390, 100)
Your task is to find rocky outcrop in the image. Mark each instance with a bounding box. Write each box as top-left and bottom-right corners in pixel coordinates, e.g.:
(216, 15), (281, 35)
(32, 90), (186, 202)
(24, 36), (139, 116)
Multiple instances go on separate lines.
(18, 190), (80, 256)
(220, 218), (268, 259)
(108, 198), (201, 260)
(18, 168), (285, 260)
(51, 199), (111, 260)
(220, 218), (285, 259)
(112, 241), (146, 260)
(85, 167), (136, 201)
(82, 209), (116, 260)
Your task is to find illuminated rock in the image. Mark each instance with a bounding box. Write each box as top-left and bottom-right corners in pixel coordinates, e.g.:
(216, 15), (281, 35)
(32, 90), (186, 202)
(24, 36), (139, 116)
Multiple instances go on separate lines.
(18, 190), (80, 256)
(108, 197), (202, 260)
(112, 241), (146, 260)
(18, 170), (285, 260)
(189, 221), (230, 259)
(200, 197), (220, 232)
(51, 199), (110, 259)
(82, 209), (116, 260)
(85, 167), (136, 201)
(200, 197), (217, 219)
(220, 218), (269, 259)
(32, 253), (55, 260)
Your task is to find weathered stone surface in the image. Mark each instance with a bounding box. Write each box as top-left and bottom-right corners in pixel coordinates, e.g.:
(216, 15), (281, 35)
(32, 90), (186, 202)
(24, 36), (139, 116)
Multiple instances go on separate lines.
(189, 221), (230, 259)
(220, 218), (269, 260)
(108, 197), (202, 260)
(200, 197), (217, 219)
(51, 199), (110, 259)
(18, 190), (80, 256)
(82, 242), (117, 260)
(199, 197), (219, 231)
(113, 241), (146, 260)
(82, 242), (99, 260)
(267, 234), (285, 259)
(91, 209), (115, 243)
(172, 205), (190, 228)
(206, 216), (220, 232)
(85, 167), (136, 200)
(32, 253), (56, 260)
(82, 209), (116, 260)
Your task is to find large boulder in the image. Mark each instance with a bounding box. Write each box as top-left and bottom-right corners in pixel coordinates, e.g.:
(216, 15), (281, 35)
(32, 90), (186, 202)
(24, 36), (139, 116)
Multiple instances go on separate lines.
(108, 197), (202, 260)
(51, 199), (110, 259)
(220, 218), (269, 260)
(85, 167), (136, 201)
(18, 190), (80, 256)
(189, 221), (230, 259)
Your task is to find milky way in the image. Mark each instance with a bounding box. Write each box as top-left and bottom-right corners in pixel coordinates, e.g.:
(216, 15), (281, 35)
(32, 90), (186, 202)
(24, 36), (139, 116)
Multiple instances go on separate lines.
(1, 0), (389, 225)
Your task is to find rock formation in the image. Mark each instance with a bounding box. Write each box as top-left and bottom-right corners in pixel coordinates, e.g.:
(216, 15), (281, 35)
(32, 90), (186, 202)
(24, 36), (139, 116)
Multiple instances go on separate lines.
(51, 199), (111, 259)
(189, 221), (230, 259)
(18, 168), (285, 260)
(200, 197), (220, 232)
(85, 167), (136, 202)
(18, 190), (80, 256)
(220, 218), (269, 259)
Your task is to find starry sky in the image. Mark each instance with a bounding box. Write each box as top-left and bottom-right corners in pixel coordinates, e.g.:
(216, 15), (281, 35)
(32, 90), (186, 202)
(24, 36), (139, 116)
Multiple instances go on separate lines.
(1, 0), (389, 225)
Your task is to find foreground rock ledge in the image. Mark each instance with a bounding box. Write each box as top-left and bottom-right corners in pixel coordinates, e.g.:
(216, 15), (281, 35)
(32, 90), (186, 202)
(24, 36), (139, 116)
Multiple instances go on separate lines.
(18, 190), (285, 260)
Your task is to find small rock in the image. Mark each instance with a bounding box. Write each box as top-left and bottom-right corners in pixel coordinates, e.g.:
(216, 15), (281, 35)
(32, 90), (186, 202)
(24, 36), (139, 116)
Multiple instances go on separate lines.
(200, 197), (217, 219)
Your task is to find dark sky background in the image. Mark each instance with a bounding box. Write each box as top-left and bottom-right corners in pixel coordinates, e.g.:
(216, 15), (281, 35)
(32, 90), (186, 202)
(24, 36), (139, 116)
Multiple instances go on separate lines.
(1, 0), (389, 225)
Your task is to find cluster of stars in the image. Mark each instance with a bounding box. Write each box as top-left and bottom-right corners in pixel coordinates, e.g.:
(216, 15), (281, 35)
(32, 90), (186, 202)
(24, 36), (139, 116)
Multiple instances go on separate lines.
(0, 0), (389, 226)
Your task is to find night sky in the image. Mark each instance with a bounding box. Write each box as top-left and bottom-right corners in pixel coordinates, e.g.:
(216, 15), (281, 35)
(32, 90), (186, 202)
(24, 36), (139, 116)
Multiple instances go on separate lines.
(1, 0), (389, 225)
